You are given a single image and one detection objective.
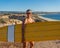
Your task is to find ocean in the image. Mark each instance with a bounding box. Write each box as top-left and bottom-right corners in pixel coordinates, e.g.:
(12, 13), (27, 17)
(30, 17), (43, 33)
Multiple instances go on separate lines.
(41, 14), (60, 20)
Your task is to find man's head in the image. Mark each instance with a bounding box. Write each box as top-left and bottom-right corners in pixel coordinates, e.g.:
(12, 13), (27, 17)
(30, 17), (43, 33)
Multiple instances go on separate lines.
(26, 9), (32, 18)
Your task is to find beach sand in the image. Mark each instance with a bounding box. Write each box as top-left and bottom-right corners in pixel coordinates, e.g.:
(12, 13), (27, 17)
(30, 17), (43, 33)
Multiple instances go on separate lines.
(0, 40), (60, 48)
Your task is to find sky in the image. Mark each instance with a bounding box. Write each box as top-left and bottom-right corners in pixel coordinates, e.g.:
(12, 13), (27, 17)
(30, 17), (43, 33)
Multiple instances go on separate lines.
(0, 0), (60, 12)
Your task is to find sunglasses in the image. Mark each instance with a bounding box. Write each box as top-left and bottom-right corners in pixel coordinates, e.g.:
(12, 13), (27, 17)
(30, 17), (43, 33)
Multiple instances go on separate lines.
(26, 13), (31, 14)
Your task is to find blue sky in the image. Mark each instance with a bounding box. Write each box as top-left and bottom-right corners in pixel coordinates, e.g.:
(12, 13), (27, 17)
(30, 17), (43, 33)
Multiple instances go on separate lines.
(0, 0), (60, 12)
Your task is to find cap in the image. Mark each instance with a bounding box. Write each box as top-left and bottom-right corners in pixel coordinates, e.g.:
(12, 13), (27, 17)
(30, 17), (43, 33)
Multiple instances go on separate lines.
(26, 9), (32, 14)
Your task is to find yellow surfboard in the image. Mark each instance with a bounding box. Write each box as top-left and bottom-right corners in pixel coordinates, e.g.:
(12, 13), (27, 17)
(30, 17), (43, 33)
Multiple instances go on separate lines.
(0, 22), (60, 42)
(0, 26), (8, 42)
(15, 22), (60, 42)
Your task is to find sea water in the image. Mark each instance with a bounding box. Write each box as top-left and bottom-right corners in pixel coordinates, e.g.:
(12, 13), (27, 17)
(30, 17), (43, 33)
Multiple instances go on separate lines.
(41, 14), (60, 20)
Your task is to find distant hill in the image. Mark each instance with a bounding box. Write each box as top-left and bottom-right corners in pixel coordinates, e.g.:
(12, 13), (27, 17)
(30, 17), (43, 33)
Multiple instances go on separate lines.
(0, 11), (60, 15)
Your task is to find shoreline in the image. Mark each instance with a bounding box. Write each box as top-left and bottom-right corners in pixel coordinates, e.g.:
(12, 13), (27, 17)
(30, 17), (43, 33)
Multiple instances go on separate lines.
(38, 15), (60, 21)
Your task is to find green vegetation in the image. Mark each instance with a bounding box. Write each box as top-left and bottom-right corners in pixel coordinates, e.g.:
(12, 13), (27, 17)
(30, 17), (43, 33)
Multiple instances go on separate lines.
(0, 19), (6, 23)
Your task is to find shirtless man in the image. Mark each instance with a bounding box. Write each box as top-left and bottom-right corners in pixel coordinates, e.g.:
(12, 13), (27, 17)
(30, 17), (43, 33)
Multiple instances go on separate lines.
(22, 9), (34, 48)
(25, 9), (35, 24)
(25, 9), (34, 48)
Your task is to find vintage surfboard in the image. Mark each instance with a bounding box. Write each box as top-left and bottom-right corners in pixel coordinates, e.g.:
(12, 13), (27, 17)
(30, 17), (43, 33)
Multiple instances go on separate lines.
(14, 22), (60, 42)
(0, 22), (60, 42)
(0, 26), (8, 42)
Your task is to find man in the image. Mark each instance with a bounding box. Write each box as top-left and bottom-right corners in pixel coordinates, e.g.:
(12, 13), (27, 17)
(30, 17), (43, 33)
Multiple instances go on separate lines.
(25, 9), (35, 24)
(22, 9), (34, 48)
(25, 9), (35, 48)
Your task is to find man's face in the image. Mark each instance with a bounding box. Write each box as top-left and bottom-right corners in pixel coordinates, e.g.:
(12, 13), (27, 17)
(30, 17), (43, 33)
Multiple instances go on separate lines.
(26, 12), (32, 17)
